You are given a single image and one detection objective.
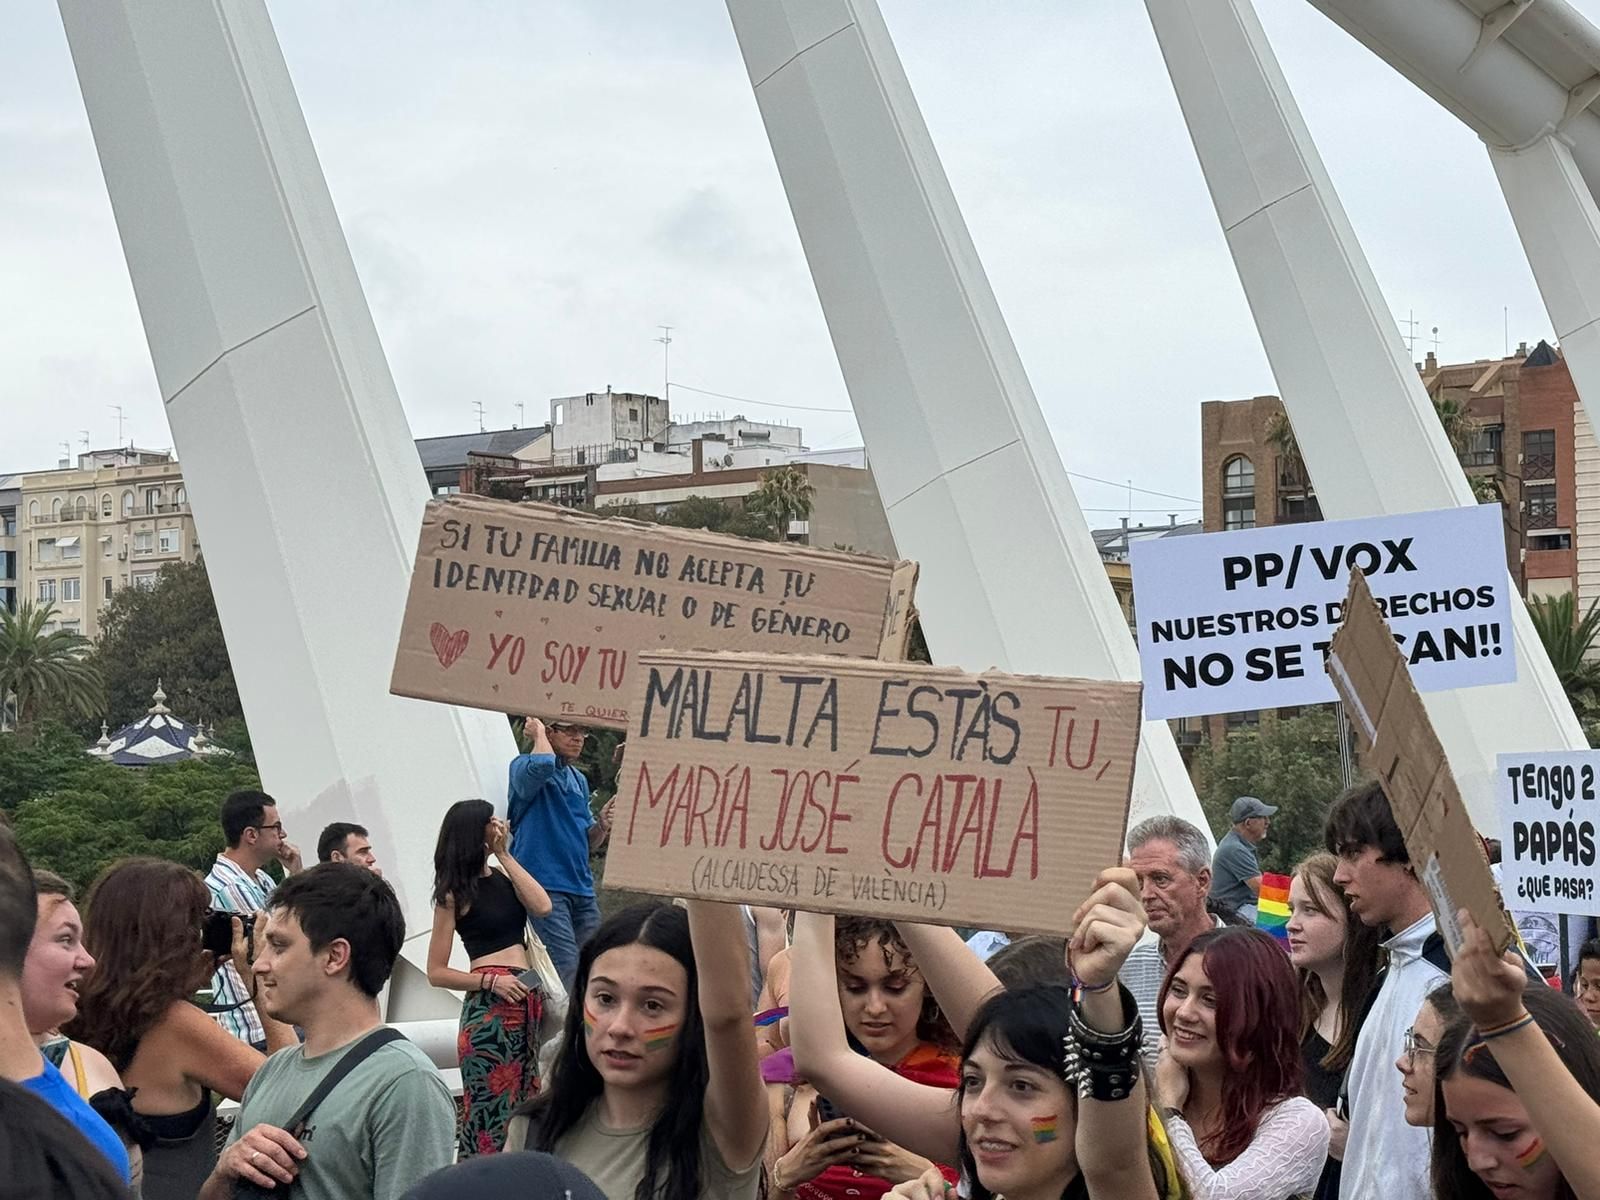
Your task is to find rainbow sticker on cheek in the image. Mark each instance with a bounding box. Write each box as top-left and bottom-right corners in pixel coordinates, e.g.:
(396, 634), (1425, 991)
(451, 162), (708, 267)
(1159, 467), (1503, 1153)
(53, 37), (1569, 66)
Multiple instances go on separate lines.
(1516, 1138), (1547, 1170)
(1030, 1116), (1059, 1144)
(582, 1006), (599, 1037)
(642, 1023), (679, 1053)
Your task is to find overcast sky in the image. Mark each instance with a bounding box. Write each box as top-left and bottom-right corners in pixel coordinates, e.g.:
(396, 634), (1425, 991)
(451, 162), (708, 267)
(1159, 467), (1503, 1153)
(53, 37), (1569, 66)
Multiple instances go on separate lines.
(0, 1), (1555, 526)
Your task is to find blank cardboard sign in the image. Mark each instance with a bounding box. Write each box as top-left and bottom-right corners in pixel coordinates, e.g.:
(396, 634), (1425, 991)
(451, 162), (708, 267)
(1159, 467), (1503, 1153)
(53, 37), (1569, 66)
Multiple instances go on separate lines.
(390, 496), (918, 728)
(1326, 570), (1513, 957)
(603, 650), (1143, 933)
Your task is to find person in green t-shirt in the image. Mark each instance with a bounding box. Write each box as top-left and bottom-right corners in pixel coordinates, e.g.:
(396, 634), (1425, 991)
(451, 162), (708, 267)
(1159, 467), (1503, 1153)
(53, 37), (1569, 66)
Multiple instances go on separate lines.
(199, 864), (455, 1200)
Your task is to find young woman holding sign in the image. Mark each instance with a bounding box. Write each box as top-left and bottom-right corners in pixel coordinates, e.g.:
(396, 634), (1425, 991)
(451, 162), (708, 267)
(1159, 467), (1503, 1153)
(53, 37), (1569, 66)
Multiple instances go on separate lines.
(1430, 910), (1600, 1200)
(793, 872), (1181, 1200)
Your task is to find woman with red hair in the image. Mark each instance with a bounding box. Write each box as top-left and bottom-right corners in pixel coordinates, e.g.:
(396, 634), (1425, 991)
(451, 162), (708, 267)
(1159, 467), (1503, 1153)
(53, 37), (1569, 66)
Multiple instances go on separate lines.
(1154, 927), (1327, 1199)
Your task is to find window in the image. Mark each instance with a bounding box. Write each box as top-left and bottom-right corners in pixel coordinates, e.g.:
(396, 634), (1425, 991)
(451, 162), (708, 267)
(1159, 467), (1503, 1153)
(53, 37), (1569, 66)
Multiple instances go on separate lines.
(1524, 429), (1556, 481)
(59, 536), (81, 562)
(59, 620), (79, 634)
(1221, 456), (1256, 531)
(144, 487), (162, 514)
(101, 535), (113, 558)
(1463, 425), (1503, 468)
(553, 403), (564, 427)
(1528, 530), (1572, 551)
(28, 500), (38, 524)
(103, 578), (113, 600)
(1, 512), (13, 537)
(1525, 482), (1557, 529)
(134, 531), (154, 555)
(158, 528), (179, 554)
(122, 491), (134, 518)
(101, 494), (112, 517)
(175, 486), (186, 507)
(132, 572), (157, 592)
(1226, 709), (1260, 729)
(61, 577), (80, 602)
(38, 578), (55, 603)
(37, 537), (58, 564)
(629, 407), (639, 421)
(50, 498), (62, 521)
(74, 497), (87, 519)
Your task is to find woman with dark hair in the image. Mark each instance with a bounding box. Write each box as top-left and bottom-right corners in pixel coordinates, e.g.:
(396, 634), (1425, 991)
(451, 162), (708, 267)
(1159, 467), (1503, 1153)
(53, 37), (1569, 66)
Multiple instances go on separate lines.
(1431, 910), (1600, 1200)
(67, 857), (297, 1199)
(766, 919), (960, 1200)
(802, 870), (1181, 1200)
(427, 798), (553, 1156)
(1287, 852), (1382, 1197)
(506, 900), (768, 1200)
(1153, 927), (1326, 1198)
(0, 1077), (133, 1200)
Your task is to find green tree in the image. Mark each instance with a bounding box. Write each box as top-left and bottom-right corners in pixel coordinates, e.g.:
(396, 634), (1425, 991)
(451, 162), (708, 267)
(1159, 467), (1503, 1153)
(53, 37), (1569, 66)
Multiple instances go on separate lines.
(607, 496), (776, 542)
(0, 603), (104, 738)
(744, 466), (815, 540)
(1265, 408), (1303, 481)
(1191, 708), (1353, 874)
(1431, 393), (1479, 458)
(1527, 591), (1600, 717)
(92, 558), (243, 732)
(1, 728), (261, 891)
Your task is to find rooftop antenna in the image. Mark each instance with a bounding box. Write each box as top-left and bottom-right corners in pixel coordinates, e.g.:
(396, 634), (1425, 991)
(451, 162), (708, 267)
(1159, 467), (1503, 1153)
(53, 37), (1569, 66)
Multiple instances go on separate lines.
(1400, 309), (1418, 356)
(471, 401), (486, 433)
(60, 441), (72, 463)
(1429, 326), (1441, 357)
(1504, 306), (1510, 357)
(655, 325), (673, 404)
(109, 404), (126, 446)
(78, 430), (91, 452)
(514, 401), (525, 429)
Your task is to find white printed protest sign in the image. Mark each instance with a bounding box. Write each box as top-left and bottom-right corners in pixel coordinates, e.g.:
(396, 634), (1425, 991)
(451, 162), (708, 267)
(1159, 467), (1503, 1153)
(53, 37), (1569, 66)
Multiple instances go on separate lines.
(1130, 504), (1515, 719)
(1497, 751), (1600, 917)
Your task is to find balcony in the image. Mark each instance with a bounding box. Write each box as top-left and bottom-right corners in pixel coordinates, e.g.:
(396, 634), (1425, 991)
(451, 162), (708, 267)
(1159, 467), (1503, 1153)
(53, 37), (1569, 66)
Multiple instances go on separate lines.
(1524, 454), (1557, 482)
(30, 509), (99, 527)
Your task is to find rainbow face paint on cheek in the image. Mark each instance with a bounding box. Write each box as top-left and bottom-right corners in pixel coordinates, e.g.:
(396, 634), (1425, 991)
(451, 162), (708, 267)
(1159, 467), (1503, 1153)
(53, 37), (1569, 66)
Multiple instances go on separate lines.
(1030, 1116), (1059, 1144)
(1516, 1137), (1547, 1170)
(582, 1005), (599, 1037)
(642, 1023), (679, 1053)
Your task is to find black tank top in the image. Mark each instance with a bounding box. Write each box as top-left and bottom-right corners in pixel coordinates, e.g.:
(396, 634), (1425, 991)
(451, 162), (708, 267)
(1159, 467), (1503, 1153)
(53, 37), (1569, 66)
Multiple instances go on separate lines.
(455, 870), (527, 959)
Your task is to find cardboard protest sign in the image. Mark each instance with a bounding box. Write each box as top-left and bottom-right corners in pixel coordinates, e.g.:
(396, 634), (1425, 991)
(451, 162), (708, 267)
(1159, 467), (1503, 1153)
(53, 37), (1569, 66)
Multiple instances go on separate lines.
(1326, 570), (1513, 957)
(602, 650), (1142, 933)
(1496, 752), (1600, 917)
(390, 496), (918, 729)
(1131, 504), (1515, 718)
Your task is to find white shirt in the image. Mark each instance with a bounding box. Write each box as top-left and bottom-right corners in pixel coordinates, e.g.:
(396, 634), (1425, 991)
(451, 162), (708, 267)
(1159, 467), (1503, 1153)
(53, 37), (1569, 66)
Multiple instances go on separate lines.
(1338, 912), (1448, 1200)
(1168, 1096), (1329, 1200)
(964, 930), (1010, 961)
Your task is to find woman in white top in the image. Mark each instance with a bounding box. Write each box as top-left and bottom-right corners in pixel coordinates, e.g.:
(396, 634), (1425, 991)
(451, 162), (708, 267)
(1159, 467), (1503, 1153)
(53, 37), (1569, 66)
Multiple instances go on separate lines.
(1153, 927), (1328, 1199)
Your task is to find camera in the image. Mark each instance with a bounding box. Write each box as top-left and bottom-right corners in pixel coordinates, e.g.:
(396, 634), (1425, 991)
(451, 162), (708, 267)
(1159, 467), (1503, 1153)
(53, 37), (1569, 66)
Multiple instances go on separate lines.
(202, 909), (255, 959)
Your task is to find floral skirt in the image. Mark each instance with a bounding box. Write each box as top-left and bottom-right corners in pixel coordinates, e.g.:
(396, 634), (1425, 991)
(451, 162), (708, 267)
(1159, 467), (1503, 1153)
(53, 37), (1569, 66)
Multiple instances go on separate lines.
(457, 965), (543, 1156)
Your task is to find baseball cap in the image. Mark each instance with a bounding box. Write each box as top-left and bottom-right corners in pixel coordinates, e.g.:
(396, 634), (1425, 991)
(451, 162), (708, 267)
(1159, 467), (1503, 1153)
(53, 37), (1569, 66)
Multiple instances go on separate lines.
(1229, 796), (1278, 823)
(403, 1153), (607, 1200)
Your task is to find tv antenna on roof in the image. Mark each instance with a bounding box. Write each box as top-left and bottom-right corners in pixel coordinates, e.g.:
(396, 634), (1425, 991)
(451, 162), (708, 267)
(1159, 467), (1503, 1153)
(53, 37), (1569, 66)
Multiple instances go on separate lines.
(109, 404), (126, 446)
(655, 325), (673, 404)
(471, 401), (486, 433)
(514, 401), (525, 429)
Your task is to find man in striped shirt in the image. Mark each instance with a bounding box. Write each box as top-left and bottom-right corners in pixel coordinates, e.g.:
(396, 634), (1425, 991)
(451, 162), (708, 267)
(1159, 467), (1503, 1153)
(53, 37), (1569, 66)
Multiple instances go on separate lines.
(204, 790), (302, 1048)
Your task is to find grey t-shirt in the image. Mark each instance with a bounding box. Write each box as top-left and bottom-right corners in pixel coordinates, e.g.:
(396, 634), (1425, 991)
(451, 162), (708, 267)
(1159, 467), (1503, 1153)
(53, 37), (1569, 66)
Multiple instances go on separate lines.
(226, 1032), (454, 1200)
(1209, 829), (1260, 914)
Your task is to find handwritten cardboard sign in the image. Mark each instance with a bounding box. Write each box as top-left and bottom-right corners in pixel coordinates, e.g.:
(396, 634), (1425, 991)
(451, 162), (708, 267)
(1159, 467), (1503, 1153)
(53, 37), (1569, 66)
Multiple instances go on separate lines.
(1132, 504), (1515, 718)
(390, 496), (918, 729)
(1326, 570), (1513, 957)
(602, 650), (1142, 933)
(1496, 751), (1600, 917)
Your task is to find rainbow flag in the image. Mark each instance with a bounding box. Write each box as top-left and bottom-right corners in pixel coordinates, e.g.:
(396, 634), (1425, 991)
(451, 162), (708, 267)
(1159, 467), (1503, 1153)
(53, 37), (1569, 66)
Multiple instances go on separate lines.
(1256, 873), (1292, 947)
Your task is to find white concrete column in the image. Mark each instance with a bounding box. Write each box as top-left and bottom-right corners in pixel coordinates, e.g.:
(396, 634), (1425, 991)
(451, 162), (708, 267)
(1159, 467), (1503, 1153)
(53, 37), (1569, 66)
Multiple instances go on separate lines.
(57, 0), (512, 1015)
(723, 0), (1206, 832)
(1490, 133), (1600, 424)
(1146, 0), (1586, 825)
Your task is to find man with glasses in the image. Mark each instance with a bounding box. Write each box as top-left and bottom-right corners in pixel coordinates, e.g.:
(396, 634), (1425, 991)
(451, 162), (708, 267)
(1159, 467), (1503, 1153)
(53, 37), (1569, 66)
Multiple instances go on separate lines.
(509, 717), (613, 991)
(1209, 794), (1276, 922)
(204, 789), (303, 1049)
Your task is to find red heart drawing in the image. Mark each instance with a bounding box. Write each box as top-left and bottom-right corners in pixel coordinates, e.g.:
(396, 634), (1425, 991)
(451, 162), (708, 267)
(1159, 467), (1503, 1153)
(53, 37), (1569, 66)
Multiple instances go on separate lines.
(429, 622), (470, 669)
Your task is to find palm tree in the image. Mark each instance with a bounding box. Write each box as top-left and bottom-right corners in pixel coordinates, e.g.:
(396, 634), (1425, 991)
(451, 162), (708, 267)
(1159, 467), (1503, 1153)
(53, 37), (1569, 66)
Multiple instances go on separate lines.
(1526, 591), (1600, 715)
(1265, 407), (1303, 482)
(1431, 394), (1479, 458)
(0, 603), (104, 738)
(745, 466), (816, 540)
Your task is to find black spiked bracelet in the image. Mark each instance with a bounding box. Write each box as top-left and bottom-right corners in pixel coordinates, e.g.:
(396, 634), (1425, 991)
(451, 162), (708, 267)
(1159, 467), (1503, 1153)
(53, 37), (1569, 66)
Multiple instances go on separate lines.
(1062, 983), (1144, 1101)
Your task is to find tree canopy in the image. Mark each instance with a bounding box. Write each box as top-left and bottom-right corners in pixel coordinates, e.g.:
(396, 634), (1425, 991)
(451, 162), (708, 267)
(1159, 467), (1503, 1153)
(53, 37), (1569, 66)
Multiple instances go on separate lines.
(92, 558), (243, 732)
(0, 603), (103, 737)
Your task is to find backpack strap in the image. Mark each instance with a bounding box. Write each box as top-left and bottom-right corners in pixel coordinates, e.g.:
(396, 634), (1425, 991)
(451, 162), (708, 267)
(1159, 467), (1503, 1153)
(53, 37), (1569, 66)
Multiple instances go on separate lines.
(281, 1027), (406, 1138)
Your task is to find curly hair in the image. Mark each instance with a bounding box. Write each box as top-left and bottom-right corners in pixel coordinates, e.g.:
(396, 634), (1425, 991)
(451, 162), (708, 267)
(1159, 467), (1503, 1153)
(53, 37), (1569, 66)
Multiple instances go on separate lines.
(65, 858), (213, 1072)
(834, 917), (957, 1052)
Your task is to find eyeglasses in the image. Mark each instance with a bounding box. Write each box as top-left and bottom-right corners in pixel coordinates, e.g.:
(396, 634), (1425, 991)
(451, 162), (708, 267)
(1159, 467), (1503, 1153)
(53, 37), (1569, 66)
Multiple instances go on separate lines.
(1402, 1027), (1435, 1063)
(251, 822), (285, 835)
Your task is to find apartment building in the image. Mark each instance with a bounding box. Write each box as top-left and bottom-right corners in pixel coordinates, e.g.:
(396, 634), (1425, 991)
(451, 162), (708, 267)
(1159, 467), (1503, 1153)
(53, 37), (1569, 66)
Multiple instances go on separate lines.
(0, 478), (19, 615)
(16, 448), (200, 638)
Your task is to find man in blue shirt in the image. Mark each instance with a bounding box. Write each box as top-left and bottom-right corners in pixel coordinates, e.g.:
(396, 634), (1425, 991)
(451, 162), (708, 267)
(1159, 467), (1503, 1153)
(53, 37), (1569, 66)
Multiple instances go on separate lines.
(0, 829), (131, 1183)
(509, 717), (613, 990)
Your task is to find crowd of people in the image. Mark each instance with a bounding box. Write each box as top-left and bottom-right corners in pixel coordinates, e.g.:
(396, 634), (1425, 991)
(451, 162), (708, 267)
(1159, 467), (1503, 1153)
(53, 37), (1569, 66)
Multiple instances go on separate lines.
(6, 713), (1600, 1200)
